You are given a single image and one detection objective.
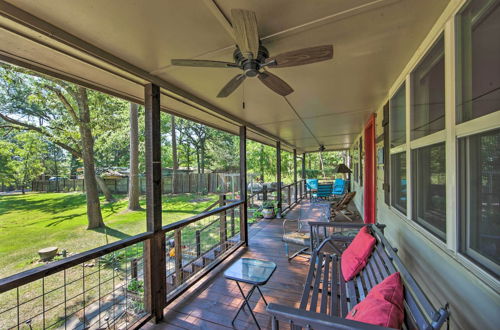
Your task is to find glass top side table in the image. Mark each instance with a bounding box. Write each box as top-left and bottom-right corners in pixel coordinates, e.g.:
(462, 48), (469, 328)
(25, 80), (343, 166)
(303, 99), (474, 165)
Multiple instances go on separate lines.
(224, 258), (277, 329)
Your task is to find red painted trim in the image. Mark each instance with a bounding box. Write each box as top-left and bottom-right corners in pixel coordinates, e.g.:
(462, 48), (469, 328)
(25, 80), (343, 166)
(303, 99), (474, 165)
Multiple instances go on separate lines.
(363, 114), (376, 224)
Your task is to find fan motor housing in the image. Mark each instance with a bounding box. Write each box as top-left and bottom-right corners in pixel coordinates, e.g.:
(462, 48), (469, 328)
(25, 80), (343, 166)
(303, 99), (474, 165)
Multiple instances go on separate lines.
(233, 45), (269, 71)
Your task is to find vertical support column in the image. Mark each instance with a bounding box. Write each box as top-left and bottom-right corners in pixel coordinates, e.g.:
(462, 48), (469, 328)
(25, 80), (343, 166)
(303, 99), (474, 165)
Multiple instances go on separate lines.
(302, 153), (307, 198)
(239, 126), (248, 246)
(293, 149), (298, 203)
(276, 141), (282, 218)
(444, 19), (457, 249)
(219, 194), (227, 248)
(405, 74), (412, 221)
(174, 228), (182, 286)
(143, 83), (166, 322)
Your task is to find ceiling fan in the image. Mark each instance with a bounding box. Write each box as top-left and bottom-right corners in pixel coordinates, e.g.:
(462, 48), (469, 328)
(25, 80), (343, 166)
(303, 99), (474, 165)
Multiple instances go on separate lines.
(170, 9), (333, 98)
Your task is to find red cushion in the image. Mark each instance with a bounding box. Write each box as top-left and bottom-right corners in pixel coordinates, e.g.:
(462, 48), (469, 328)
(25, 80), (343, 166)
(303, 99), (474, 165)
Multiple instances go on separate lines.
(346, 272), (405, 329)
(341, 226), (376, 281)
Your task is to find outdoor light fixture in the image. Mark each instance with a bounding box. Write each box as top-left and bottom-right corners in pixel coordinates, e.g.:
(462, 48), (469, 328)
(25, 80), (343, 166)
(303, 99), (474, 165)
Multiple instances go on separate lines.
(336, 164), (352, 174)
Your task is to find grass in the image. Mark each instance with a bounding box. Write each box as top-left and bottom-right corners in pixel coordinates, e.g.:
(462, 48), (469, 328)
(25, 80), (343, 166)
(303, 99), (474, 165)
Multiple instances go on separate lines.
(0, 192), (218, 279)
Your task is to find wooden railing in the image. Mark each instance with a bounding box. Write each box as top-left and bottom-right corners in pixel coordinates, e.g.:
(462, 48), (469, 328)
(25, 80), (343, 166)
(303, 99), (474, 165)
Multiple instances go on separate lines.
(0, 178), (308, 329)
(0, 200), (244, 330)
(163, 201), (244, 303)
(280, 179), (306, 214)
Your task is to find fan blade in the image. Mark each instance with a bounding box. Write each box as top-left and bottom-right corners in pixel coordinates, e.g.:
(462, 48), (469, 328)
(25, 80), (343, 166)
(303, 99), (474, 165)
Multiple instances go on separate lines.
(231, 9), (260, 58)
(269, 45), (333, 68)
(171, 59), (238, 68)
(258, 71), (293, 96)
(217, 74), (247, 98)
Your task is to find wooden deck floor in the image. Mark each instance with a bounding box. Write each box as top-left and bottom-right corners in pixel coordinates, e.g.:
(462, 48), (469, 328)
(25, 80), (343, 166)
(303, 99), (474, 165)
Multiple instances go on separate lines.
(144, 200), (359, 330)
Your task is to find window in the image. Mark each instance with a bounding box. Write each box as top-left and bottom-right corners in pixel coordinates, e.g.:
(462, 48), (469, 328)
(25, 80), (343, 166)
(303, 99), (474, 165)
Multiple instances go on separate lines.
(390, 83), (406, 147)
(391, 152), (407, 214)
(359, 137), (363, 186)
(412, 143), (446, 241)
(412, 35), (445, 140)
(457, 1), (500, 123)
(459, 128), (500, 275)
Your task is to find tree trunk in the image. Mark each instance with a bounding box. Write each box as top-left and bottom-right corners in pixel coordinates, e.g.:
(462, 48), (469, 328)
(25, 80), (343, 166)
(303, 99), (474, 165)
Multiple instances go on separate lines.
(96, 175), (115, 202)
(259, 145), (265, 182)
(200, 141), (206, 194)
(196, 149), (201, 194)
(128, 103), (141, 210)
(76, 87), (104, 229)
(319, 152), (325, 178)
(171, 115), (178, 194)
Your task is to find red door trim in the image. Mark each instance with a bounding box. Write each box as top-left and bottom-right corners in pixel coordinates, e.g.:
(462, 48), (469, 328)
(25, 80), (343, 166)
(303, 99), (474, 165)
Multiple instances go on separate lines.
(363, 114), (376, 224)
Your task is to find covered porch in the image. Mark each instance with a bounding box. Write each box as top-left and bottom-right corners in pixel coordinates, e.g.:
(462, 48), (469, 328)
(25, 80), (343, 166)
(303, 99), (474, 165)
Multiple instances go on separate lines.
(149, 200), (345, 330)
(0, 0), (498, 329)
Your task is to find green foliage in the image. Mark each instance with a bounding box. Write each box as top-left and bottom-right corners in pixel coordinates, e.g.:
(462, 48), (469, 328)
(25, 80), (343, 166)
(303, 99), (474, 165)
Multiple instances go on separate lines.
(262, 200), (276, 209)
(0, 140), (16, 184)
(252, 210), (263, 219)
(99, 251), (126, 270)
(127, 279), (144, 294)
(10, 132), (45, 191)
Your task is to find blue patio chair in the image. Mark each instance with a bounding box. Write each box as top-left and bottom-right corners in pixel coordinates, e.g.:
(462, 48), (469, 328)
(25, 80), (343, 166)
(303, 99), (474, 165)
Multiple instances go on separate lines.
(314, 183), (333, 201)
(332, 178), (345, 198)
(306, 179), (318, 191)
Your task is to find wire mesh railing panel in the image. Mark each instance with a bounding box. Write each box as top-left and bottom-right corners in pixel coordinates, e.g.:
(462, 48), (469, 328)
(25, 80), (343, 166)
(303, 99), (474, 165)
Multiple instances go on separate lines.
(164, 203), (242, 301)
(281, 186), (290, 211)
(0, 242), (146, 330)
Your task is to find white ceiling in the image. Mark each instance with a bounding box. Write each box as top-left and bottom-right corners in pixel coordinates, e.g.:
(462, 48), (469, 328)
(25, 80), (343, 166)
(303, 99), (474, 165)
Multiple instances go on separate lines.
(0, 0), (450, 152)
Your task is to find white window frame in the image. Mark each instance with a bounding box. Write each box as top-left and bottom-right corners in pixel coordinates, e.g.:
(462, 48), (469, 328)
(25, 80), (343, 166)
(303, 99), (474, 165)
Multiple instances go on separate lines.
(383, 0), (500, 289)
(453, 0), (500, 276)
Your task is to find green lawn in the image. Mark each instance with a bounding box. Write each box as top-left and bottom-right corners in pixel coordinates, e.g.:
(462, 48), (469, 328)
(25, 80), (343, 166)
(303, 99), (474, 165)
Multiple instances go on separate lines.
(0, 192), (218, 279)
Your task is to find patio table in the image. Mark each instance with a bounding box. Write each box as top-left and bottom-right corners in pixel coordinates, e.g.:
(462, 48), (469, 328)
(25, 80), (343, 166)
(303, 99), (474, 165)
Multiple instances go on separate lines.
(224, 257), (277, 329)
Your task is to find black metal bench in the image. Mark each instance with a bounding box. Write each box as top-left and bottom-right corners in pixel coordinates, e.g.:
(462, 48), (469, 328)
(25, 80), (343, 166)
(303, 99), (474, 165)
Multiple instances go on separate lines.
(267, 223), (449, 329)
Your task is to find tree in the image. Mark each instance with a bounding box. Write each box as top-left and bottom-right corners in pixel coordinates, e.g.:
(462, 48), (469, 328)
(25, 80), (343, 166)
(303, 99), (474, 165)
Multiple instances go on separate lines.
(176, 119), (212, 193)
(0, 140), (17, 188)
(128, 103), (141, 210)
(171, 115), (178, 194)
(11, 132), (45, 193)
(0, 64), (112, 228)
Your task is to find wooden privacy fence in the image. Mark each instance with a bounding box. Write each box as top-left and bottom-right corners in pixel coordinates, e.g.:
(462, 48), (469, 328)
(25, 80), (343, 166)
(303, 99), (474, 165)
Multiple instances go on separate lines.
(31, 173), (241, 195)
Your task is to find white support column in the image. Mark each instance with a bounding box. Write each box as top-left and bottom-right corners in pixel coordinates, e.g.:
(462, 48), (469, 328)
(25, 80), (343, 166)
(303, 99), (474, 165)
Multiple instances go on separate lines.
(444, 19), (458, 250)
(405, 74), (412, 220)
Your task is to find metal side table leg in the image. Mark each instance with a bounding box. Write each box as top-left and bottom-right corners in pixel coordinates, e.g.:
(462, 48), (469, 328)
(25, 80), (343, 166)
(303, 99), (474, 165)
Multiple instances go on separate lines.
(232, 281), (261, 329)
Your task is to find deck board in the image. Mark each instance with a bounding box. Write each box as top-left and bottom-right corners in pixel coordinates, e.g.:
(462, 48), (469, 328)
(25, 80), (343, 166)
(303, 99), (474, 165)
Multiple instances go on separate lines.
(144, 199), (360, 329)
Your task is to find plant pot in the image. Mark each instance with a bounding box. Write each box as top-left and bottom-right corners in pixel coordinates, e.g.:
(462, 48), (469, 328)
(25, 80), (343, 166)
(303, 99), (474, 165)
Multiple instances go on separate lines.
(262, 207), (275, 219)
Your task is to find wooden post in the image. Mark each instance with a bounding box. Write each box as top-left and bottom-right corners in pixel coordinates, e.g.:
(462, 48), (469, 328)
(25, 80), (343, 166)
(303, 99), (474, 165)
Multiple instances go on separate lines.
(293, 149), (297, 203)
(174, 228), (182, 286)
(143, 83), (166, 322)
(239, 126), (248, 246)
(230, 207), (235, 237)
(195, 230), (201, 257)
(276, 141), (282, 218)
(219, 194), (227, 247)
(263, 185), (268, 202)
(131, 258), (138, 280)
(302, 153), (307, 198)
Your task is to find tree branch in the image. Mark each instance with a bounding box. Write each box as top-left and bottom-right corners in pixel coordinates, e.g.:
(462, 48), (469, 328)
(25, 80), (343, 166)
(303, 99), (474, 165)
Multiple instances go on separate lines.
(0, 112), (82, 158)
(43, 85), (79, 123)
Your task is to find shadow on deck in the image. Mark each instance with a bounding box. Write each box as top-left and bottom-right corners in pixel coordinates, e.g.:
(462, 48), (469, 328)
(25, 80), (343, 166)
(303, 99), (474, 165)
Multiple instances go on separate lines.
(145, 199), (362, 330)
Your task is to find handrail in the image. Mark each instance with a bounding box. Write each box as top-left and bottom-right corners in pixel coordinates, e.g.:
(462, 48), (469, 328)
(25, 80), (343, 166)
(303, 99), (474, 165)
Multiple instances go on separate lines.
(161, 200), (244, 233)
(0, 201), (245, 294)
(0, 231), (153, 294)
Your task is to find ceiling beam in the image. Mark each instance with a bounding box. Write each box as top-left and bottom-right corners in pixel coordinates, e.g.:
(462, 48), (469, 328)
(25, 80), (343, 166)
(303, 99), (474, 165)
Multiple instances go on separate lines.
(202, 0), (235, 40)
(0, 0), (296, 149)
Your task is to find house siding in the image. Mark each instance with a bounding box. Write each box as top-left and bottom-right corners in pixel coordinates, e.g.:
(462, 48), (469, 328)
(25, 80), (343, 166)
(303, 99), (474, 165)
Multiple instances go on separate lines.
(348, 0), (500, 327)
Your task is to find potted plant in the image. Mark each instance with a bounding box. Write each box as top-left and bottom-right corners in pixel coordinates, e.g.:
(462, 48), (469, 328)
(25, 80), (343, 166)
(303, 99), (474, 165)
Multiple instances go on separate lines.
(262, 201), (276, 219)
